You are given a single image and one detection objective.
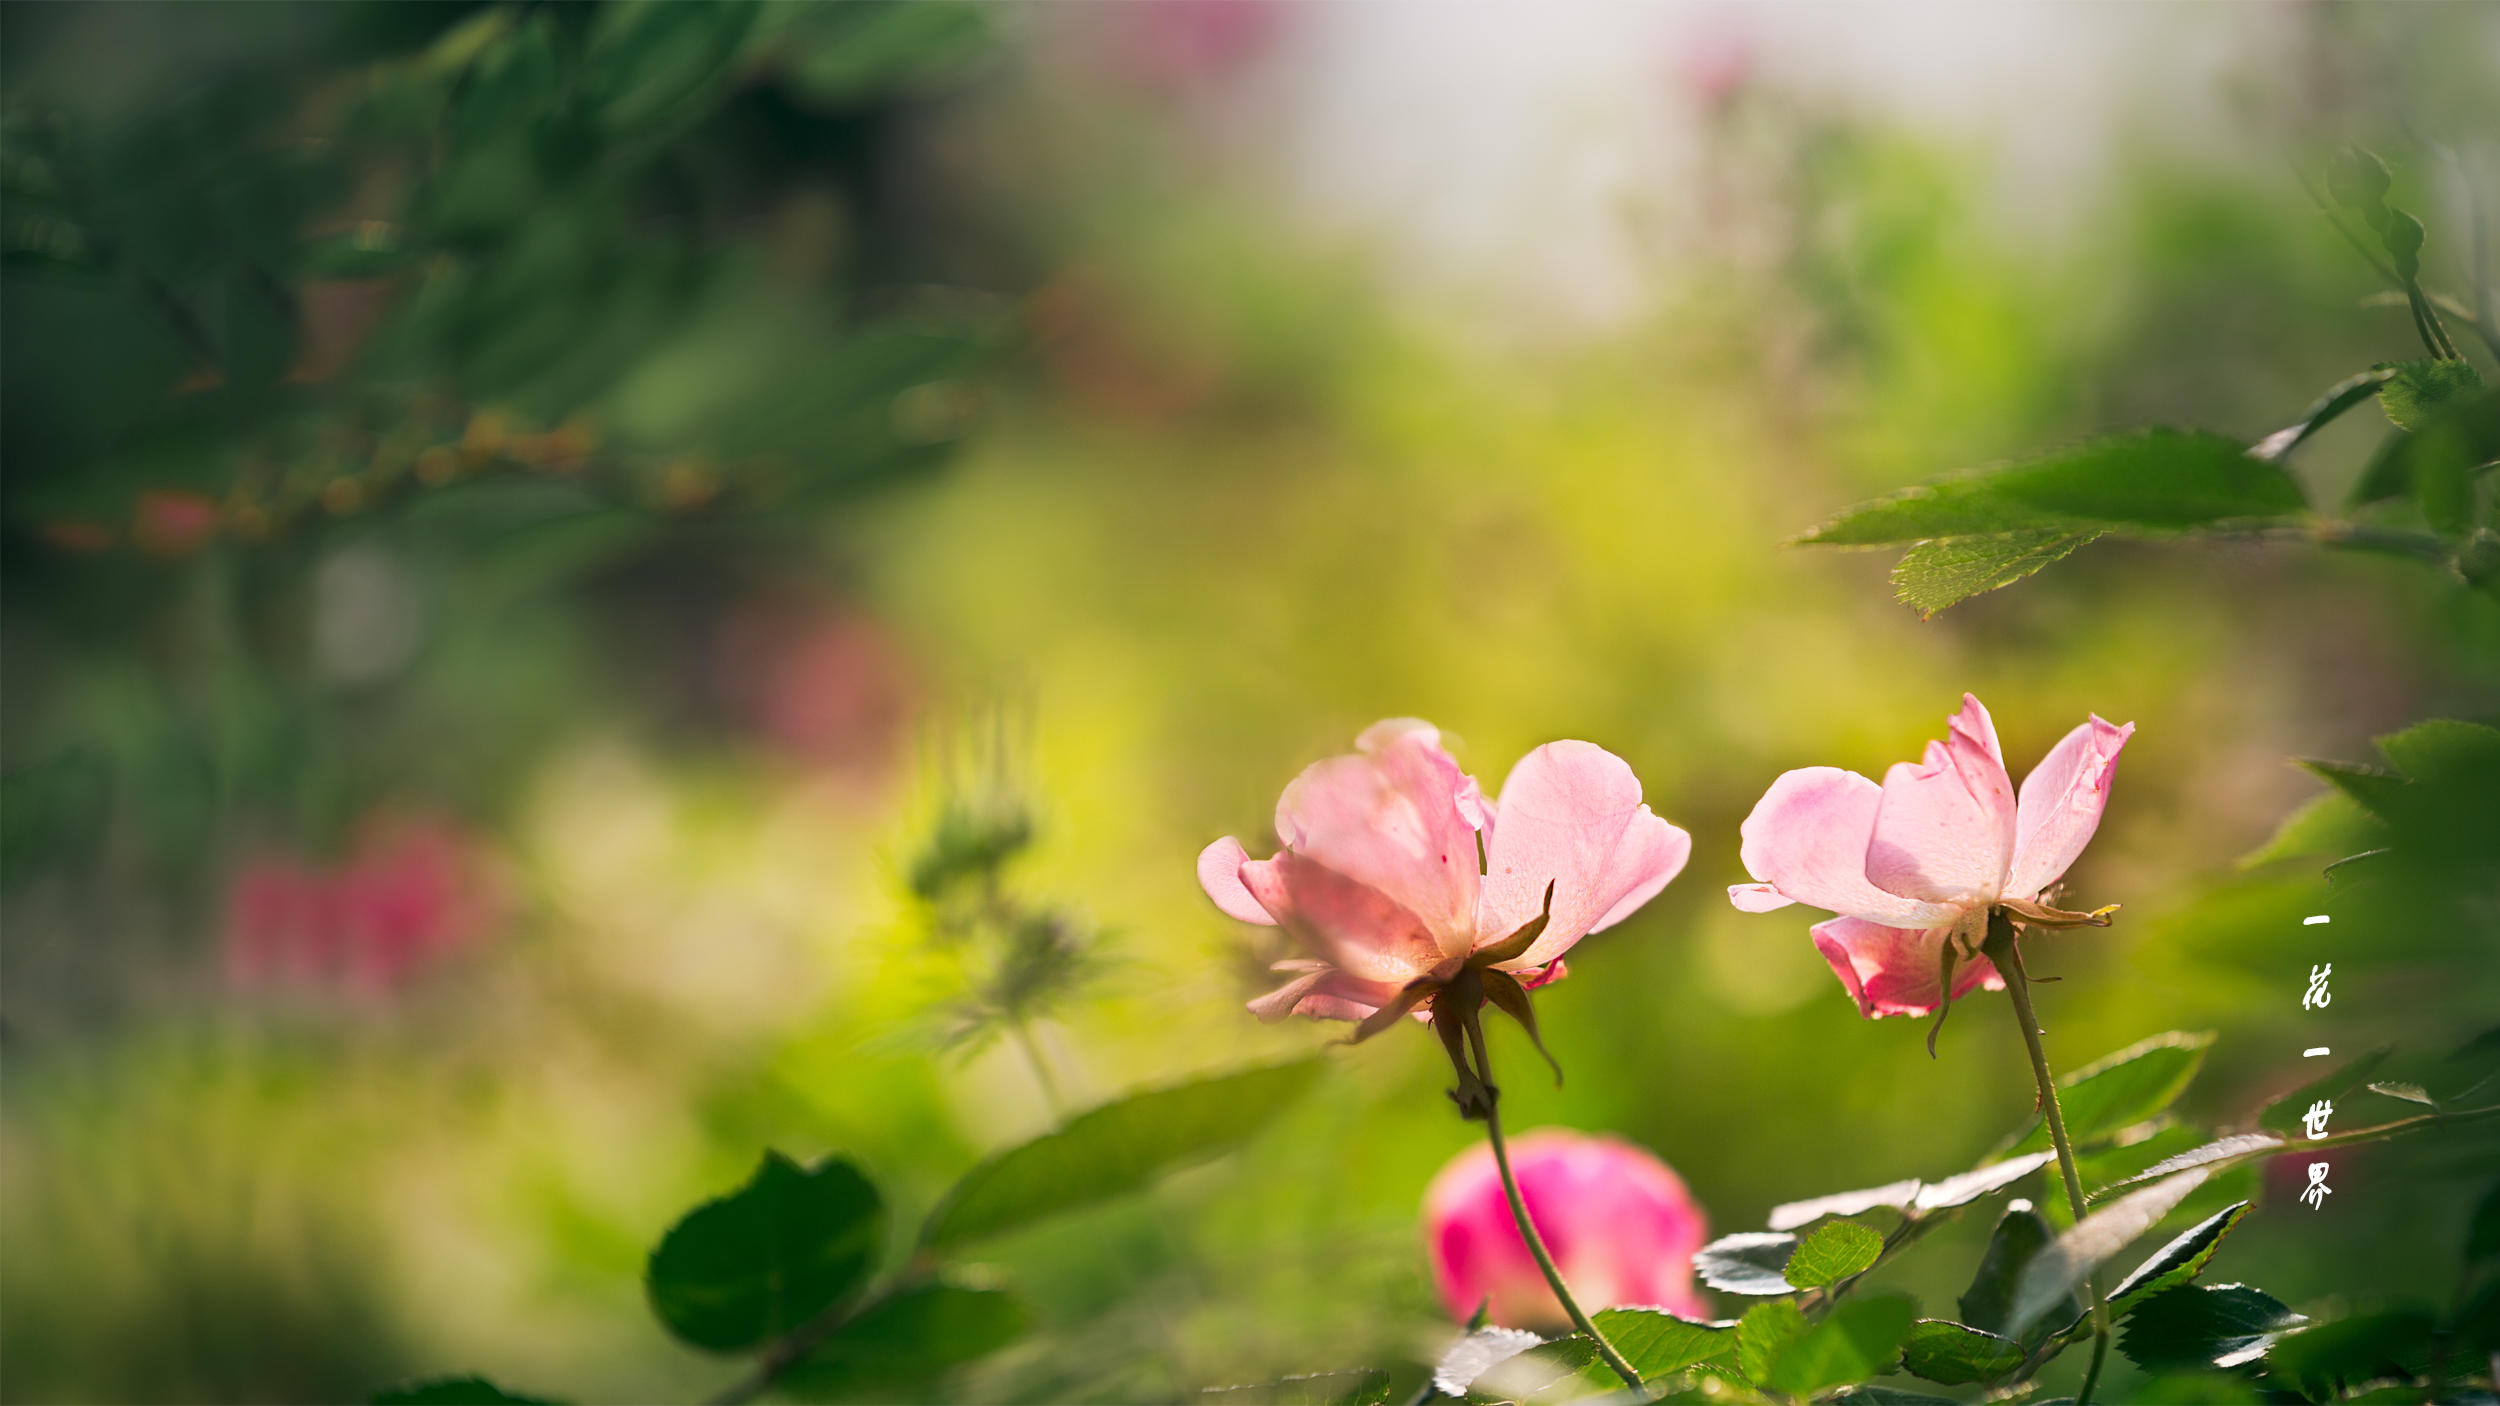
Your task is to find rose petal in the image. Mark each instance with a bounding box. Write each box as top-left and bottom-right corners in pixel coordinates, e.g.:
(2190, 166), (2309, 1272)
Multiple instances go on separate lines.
(1735, 767), (1956, 929)
(1477, 741), (1688, 969)
(1239, 851), (1448, 984)
(1247, 964), (1406, 1023)
(1728, 882), (1793, 912)
(1810, 915), (2004, 1019)
(1424, 1130), (1711, 1330)
(1276, 721), (1486, 956)
(1863, 695), (2017, 906)
(1197, 836), (1277, 924)
(2005, 715), (2135, 901)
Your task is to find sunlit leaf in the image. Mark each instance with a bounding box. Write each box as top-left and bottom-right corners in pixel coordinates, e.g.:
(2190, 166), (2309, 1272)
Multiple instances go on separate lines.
(645, 1152), (885, 1353)
(1695, 1232), (1799, 1296)
(1736, 1299), (1807, 1386)
(2238, 790), (2385, 869)
(1889, 530), (2101, 616)
(1784, 1219), (1884, 1290)
(2108, 1202), (2252, 1312)
(2006, 1031), (2215, 1153)
(1800, 430), (2305, 545)
(1899, 1319), (2024, 1385)
(920, 1058), (1323, 1249)
(1769, 1179), (1921, 1232)
(1760, 1292), (1915, 1398)
(2376, 359), (2485, 433)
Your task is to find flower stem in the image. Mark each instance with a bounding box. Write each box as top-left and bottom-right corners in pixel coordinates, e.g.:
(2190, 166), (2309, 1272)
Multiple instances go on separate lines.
(1981, 912), (2110, 1406)
(1462, 1016), (1645, 1392)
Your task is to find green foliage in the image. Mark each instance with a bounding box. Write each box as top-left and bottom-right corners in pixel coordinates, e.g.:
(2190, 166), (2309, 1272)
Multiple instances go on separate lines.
(645, 1152), (886, 1354)
(1899, 1319), (2025, 1385)
(2118, 1284), (2305, 1373)
(2376, 359), (2485, 433)
(1592, 1310), (1739, 1377)
(2249, 370), (2398, 462)
(372, 1377), (562, 1405)
(2107, 1202), (2252, 1313)
(774, 1282), (1029, 1401)
(1959, 1203), (2064, 1340)
(1889, 530), (2099, 618)
(1695, 1232), (1803, 1297)
(2006, 1030), (2214, 1153)
(1800, 430), (2305, 545)
(1201, 1371), (1397, 1405)
(1735, 1299), (1808, 1386)
(2009, 1169), (2212, 1337)
(920, 1058), (1324, 1250)
(1759, 1293), (1915, 1397)
(1784, 1218), (1885, 1290)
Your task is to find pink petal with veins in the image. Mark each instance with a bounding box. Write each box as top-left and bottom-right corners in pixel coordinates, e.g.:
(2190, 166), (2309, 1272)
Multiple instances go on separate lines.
(1810, 916), (2003, 1019)
(1477, 741), (1690, 969)
(2006, 715), (2134, 900)
(1733, 767), (1956, 929)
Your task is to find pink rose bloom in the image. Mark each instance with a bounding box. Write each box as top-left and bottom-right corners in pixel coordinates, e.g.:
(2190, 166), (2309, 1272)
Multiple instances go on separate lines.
(1728, 694), (2133, 1018)
(1425, 1130), (1710, 1331)
(1199, 720), (1690, 1025)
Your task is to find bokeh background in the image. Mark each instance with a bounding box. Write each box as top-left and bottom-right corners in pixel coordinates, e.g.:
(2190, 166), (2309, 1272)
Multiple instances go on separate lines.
(4, 3), (2496, 1402)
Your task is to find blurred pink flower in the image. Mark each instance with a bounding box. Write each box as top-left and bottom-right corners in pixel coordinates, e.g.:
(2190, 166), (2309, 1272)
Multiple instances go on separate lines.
(1200, 720), (1689, 1025)
(133, 490), (221, 558)
(716, 597), (914, 778)
(225, 814), (503, 995)
(1728, 694), (2133, 1018)
(1425, 1129), (1710, 1331)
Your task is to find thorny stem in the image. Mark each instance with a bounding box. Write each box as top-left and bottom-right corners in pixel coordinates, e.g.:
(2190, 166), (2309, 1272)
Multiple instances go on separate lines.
(1460, 1012), (1645, 1393)
(1981, 913), (2110, 1406)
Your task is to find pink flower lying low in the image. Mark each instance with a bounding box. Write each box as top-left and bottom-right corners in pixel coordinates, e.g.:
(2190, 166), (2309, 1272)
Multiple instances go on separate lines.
(1199, 719), (1690, 1033)
(1425, 1130), (1710, 1331)
(1728, 694), (2133, 1019)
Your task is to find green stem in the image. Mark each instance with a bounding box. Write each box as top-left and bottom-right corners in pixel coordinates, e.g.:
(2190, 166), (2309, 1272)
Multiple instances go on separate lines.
(1009, 1018), (1066, 1121)
(1982, 913), (2109, 1406)
(1463, 1016), (1645, 1393)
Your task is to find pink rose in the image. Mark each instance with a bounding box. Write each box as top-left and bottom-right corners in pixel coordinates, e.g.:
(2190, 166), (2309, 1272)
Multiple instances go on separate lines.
(1728, 694), (2133, 1018)
(1200, 720), (1690, 1027)
(1425, 1130), (1710, 1331)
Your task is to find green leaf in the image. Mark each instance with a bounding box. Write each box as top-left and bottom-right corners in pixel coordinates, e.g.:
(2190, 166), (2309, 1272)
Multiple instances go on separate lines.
(776, 1283), (1027, 1400)
(1900, 1319), (2025, 1385)
(1736, 1299), (1808, 1386)
(2239, 790), (2386, 869)
(645, 1152), (885, 1354)
(2300, 760), (2411, 820)
(920, 1058), (1323, 1250)
(1761, 1292), (1916, 1398)
(2347, 387), (2500, 515)
(2097, 1134), (2285, 1198)
(2266, 1311), (2440, 1400)
(1695, 1232), (1799, 1296)
(1764, 1153), (2053, 1232)
(372, 1378), (561, 1405)
(2117, 1283), (2305, 1373)
(2010, 1169), (2213, 1337)
(2365, 1080), (2437, 1108)
(1784, 1219), (1885, 1290)
(2250, 369), (2400, 461)
(1889, 530), (2101, 616)
(2108, 1202), (2253, 1312)
(2377, 359), (2485, 433)
(2007, 1031), (2216, 1153)
(1594, 1309), (1739, 1376)
(1827, 1389), (1964, 1406)
(584, 0), (761, 135)
(1960, 1202), (2067, 1341)
(1510, 1311), (1737, 1396)
(1799, 430), (2306, 546)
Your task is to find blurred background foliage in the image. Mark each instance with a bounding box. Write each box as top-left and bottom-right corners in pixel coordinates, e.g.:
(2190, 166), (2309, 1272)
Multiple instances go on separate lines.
(2, 2), (2495, 1402)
